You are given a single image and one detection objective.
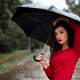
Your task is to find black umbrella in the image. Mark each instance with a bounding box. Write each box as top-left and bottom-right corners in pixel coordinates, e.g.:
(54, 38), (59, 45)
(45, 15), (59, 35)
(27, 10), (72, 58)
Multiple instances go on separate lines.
(11, 6), (80, 45)
(11, 7), (53, 45)
(11, 6), (80, 61)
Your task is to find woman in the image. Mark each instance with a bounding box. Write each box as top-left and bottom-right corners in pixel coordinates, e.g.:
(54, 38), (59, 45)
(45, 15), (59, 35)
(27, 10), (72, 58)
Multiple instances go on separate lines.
(35, 19), (80, 80)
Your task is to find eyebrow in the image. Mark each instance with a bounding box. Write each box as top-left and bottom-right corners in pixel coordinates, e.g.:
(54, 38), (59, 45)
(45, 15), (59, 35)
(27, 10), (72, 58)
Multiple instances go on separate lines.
(55, 28), (64, 33)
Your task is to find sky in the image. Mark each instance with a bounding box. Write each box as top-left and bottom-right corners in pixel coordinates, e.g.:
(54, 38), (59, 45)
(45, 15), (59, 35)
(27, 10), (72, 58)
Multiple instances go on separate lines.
(32, 0), (68, 10)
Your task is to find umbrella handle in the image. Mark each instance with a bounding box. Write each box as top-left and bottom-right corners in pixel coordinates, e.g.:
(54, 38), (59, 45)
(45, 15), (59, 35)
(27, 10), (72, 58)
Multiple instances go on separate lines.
(33, 53), (44, 62)
(33, 44), (48, 62)
(33, 55), (42, 62)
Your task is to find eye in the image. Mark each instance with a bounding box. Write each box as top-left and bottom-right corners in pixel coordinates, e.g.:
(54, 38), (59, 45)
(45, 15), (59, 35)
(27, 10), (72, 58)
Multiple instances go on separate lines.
(60, 31), (64, 34)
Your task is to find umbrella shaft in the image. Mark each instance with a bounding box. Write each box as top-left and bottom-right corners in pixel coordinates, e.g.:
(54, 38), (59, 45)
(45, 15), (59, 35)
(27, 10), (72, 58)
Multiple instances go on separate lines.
(42, 44), (47, 53)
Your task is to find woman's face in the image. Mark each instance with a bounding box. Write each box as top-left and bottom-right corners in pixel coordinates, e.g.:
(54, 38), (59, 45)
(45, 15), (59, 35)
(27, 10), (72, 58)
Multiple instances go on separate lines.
(54, 26), (68, 45)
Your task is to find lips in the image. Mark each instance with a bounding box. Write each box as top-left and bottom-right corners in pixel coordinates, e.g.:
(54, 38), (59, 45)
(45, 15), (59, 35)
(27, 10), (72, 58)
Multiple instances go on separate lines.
(58, 39), (62, 42)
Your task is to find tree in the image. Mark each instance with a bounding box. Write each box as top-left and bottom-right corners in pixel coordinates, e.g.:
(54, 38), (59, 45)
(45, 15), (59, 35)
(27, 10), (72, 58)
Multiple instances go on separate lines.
(0, 0), (32, 52)
(66, 0), (80, 16)
(0, 0), (43, 53)
(20, 0), (32, 5)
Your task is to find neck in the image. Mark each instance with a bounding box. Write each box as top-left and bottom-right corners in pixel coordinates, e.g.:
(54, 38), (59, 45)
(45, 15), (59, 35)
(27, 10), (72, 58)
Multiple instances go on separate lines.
(62, 43), (69, 50)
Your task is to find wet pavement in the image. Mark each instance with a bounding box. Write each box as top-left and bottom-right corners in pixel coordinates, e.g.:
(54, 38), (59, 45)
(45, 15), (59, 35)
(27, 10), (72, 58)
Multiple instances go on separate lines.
(0, 48), (50, 80)
(0, 57), (49, 80)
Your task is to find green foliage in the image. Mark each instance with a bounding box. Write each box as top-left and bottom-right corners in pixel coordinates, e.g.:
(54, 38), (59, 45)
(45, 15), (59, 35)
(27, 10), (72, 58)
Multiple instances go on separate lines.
(0, 0), (43, 53)
(66, 0), (80, 16)
(0, 0), (29, 52)
(20, 0), (32, 5)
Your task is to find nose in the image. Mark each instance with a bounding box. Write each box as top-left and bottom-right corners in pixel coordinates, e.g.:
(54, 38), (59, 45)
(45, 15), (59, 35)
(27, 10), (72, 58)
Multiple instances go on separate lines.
(56, 34), (62, 39)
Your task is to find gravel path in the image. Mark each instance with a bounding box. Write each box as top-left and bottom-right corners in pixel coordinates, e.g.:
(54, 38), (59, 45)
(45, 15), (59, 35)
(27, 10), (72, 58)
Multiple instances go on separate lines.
(0, 48), (50, 80)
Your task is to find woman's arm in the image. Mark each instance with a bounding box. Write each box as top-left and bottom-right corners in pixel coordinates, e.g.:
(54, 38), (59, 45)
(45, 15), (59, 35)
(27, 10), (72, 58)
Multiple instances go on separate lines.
(40, 55), (53, 79)
(43, 64), (53, 80)
(69, 20), (80, 56)
(36, 53), (53, 79)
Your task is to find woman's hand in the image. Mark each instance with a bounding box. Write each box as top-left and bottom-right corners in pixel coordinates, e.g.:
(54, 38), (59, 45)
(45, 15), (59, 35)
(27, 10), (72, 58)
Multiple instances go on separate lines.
(36, 53), (49, 69)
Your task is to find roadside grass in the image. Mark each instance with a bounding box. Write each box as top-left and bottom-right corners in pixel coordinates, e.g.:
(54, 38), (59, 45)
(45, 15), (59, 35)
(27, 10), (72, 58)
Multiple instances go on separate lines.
(0, 49), (41, 72)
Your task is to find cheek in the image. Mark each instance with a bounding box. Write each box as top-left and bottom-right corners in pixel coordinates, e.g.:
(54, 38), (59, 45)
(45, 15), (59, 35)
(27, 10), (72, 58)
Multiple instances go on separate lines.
(63, 33), (68, 41)
(55, 35), (58, 41)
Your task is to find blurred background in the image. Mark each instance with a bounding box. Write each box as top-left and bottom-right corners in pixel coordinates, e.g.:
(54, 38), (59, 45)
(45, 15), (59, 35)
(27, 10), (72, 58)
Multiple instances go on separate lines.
(0, 0), (80, 80)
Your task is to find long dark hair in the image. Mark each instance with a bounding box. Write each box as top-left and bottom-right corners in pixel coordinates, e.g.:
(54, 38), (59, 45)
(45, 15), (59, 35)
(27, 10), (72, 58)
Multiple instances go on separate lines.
(50, 20), (74, 53)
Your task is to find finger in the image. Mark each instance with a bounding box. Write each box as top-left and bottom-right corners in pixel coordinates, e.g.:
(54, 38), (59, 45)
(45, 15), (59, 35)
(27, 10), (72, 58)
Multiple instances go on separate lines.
(38, 53), (44, 56)
(41, 53), (44, 55)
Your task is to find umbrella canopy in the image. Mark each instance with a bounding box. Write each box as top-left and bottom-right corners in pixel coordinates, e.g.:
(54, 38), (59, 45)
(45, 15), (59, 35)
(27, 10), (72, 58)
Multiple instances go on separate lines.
(11, 6), (80, 45)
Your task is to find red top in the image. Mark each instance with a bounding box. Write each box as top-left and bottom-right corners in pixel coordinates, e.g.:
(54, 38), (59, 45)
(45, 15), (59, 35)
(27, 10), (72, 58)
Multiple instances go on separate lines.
(44, 20), (80, 80)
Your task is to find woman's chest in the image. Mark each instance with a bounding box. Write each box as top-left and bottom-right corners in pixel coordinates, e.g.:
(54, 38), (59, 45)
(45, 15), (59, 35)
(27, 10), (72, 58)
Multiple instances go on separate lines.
(51, 50), (78, 68)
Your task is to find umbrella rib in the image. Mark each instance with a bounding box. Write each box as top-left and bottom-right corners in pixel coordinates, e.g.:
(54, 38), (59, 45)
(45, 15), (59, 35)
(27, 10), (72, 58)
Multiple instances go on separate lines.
(42, 34), (50, 53)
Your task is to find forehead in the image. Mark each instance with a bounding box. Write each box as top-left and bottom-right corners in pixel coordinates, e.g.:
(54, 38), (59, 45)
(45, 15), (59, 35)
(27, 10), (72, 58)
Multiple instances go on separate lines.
(55, 26), (66, 32)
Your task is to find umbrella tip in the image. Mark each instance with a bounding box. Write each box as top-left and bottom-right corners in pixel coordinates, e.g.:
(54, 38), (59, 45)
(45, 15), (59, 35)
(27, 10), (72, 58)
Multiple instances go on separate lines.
(48, 5), (56, 10)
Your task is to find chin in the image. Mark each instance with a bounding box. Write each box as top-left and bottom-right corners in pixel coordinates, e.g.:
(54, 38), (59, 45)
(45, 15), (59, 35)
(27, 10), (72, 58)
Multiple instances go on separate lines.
(58, 42), (64, 45)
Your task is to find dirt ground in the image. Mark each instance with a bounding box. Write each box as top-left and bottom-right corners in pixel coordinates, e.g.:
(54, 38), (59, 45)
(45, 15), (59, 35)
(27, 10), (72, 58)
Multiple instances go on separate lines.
(0, 54), (49, 80)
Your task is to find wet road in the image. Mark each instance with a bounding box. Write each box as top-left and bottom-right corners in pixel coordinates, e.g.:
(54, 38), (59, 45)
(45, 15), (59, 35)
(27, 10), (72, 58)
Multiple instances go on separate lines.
(0, 48), (50, 80)
(0, 56), (49, 80)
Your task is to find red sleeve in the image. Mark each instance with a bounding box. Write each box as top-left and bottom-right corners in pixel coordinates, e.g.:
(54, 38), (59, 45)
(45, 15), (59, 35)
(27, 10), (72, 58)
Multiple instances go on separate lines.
(69, 20), (80, 56)
(43, 64), (53, 80)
